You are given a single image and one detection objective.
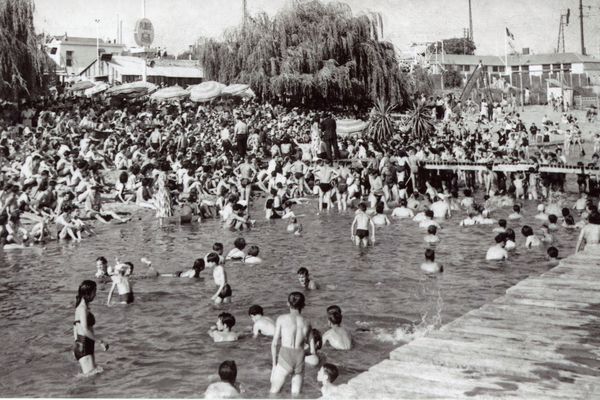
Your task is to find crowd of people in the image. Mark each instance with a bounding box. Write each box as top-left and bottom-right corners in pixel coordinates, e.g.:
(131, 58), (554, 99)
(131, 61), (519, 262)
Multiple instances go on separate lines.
(2, 87), (599, 397)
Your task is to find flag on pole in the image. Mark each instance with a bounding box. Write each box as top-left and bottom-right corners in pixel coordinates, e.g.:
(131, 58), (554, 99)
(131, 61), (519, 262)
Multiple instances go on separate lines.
(506, 27), (515, 40)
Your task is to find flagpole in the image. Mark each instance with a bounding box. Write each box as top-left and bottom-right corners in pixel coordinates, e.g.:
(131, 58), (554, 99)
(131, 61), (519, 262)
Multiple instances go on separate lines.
(504, 29), (508, 79)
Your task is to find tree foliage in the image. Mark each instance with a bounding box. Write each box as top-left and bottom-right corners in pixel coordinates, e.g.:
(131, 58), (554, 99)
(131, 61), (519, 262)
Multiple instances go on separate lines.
(0, 0), (50, 99)
(200, 0), (409, 107)
(428, 37), (476, 55)
(443, 68), (463, 88)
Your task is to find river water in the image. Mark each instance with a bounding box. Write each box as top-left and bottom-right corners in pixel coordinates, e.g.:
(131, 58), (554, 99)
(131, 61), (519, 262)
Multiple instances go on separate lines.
(0, 196), (579, 398)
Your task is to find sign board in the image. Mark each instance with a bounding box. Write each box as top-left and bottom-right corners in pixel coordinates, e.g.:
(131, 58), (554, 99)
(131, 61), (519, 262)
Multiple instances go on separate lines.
(134, 18), (154, 47)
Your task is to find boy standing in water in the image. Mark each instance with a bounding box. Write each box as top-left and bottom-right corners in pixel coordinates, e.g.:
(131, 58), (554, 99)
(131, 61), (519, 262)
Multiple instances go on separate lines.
(350, 202), (375, 247)
(270, 292), (311, 395)
(317, 363), (340, 397)
(204, 360), (241, 398)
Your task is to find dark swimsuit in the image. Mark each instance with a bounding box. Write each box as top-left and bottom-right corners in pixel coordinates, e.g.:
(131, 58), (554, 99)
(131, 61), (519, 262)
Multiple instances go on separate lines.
(319, 182), (332, 193)
(73, 311), (96, 361)
(356, 229), (369, 239)
(218, 283), (232, 299)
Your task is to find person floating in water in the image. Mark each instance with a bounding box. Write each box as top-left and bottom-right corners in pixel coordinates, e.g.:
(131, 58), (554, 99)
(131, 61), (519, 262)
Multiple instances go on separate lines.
(270, 292), (311, 395)
(486, 233), (508, 261)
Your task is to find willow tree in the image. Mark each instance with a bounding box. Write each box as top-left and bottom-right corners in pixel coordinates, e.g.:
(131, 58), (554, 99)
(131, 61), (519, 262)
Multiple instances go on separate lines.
(201, 0), (409, 107)
(0, 0), (49, 99)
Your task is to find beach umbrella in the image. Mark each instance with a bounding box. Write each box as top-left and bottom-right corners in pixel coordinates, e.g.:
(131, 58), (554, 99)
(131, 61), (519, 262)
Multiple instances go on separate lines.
(84, 82), (110, 97)
(190, 81), (225, 102)
(150, 85), (190, 101)
(336, 119), (368, 137)
(221, 83), (250, 96)
(69, 80), (94, 91)
(105, 81), (158, 97)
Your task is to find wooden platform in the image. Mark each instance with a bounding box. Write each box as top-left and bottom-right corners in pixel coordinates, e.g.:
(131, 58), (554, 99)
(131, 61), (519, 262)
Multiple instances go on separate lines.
(325, 249), (600, 399)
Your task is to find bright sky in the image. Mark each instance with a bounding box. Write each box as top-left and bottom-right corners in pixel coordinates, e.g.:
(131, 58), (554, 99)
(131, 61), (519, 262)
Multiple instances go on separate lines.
(33, 0), (600, 57)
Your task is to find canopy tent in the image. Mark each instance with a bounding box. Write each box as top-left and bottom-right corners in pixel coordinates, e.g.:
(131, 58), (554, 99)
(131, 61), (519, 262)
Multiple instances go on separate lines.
(105, 81), (158, 97)
(222, 83), (250, 96)
(336, 119), (367, 137)
(150, 85), (190, 101)
(84, 82), (110, 97)
(189, 81), (225, 102)
(69, 80), (94, 91)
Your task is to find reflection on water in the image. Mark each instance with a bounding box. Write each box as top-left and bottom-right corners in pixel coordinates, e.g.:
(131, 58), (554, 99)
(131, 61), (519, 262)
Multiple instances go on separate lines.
(0, 197), (578, 397)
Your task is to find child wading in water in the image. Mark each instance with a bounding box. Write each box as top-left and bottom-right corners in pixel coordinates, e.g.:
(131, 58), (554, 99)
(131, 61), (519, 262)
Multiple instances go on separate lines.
(350, 202), (375, 247)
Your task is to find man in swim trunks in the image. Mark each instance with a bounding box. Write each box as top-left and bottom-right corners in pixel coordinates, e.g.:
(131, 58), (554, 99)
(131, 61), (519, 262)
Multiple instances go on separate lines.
(315, 159), (338, 213)
(350, 202), (375, 247)
(270, 292), (311, 395)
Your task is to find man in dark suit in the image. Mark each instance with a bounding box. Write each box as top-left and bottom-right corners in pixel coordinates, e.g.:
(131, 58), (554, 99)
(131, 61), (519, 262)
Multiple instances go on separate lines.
(320, 113), (340, 161)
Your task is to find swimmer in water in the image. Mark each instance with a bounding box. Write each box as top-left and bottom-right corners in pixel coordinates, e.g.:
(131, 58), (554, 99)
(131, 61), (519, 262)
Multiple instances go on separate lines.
(460, 212), (477, 226)
(493, 219), (507, 233)
(208, 312), (239, 342)
(204, 360), (241, 399)
(242, 245), (262, 264)
(351, 202), (375, 247)
(545, 246), (560, 268)
(226, 237), (247, 261)
(508, 204), (522, 220)
(139, 257), (205, 278)
(371, 202), (391, 226)
(297, 267), (318, 290)
(322, 311), (352, 350)
(423, 225), (440, 248)
(95, 256), (109, 279)
(107, 263), (134, 305)
(249, 305), (275, 338)
(521, 225), (542, 248)
(304, 328), (323, 367)
(318, 363), (339, 397)
(73, 280), (109, 374)
(209, 252), (231, 304)
(287, 217), (303, 235)
(391, 199), (415, 219)
(420, 248), (443, 273)
(486, 233), (508, 261)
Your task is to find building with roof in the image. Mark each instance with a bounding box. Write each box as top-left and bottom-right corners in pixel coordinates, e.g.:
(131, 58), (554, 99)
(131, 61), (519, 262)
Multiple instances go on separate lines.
(46, 35), (125, 77)
(80, 55), (204, 87)
(428, 52), (600, 104)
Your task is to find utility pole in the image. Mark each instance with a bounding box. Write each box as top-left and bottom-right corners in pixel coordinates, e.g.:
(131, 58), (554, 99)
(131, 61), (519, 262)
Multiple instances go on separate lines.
(468, 0), (473, 42)
(242, 0), (248, 31)
(95, 19), (100, 78)
(579, 0), (585, 55)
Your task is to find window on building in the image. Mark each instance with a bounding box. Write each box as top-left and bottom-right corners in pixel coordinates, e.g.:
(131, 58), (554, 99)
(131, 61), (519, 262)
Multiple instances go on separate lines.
(66, 50), (73, 56)
(50, 47), (57, 55)
(66, 59), (72, 67)
(552, 63), (561, 71)
(521, 65), (529, 72)
(511, 65), (519, 72)
(499, 66), (505, 73)
(463, 65), (470, 72)
(542, 64), (550, 72)
(492, 66), (499, 72)
(562, 63), (571, 72)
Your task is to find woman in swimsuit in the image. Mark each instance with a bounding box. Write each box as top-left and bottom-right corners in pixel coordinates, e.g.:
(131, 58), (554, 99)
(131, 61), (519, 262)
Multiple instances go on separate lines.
(73, 280), (108, 374)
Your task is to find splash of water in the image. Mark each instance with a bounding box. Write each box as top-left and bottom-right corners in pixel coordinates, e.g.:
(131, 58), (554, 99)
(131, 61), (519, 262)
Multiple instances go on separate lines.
(76, 366), (104, 379)
(372, 284), (444, 345)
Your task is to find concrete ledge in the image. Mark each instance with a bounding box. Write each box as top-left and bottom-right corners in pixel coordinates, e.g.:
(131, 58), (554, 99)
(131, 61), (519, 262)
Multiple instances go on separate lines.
(324, 249), (600, 399)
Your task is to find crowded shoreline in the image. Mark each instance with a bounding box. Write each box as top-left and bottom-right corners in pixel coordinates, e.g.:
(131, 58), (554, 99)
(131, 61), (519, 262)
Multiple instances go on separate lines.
(1, 86), (600, 397)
